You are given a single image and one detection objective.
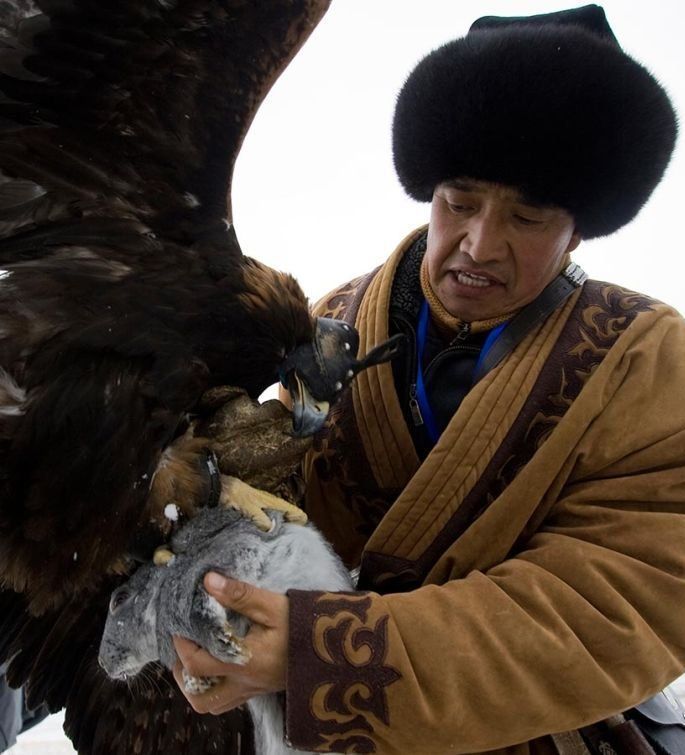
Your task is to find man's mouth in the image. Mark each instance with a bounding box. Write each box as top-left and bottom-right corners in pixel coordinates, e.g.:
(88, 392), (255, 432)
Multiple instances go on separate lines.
(456, 271), (493, 288)
(453, 270), (502, 288)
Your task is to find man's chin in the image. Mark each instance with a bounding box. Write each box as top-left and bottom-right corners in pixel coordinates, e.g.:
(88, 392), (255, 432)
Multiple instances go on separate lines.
(437, 284), (509, 323)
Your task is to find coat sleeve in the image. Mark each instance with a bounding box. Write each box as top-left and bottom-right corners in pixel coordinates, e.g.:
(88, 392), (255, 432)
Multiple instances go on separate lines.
(284, 309), (685, 754)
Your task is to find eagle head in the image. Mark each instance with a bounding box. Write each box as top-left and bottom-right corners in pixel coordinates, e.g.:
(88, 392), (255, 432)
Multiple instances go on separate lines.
(280, 317), (404, 436)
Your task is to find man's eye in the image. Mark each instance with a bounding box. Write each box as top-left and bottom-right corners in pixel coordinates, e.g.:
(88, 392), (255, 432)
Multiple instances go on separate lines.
(448, 203), (470, 213)
(514, 214), (543, 226)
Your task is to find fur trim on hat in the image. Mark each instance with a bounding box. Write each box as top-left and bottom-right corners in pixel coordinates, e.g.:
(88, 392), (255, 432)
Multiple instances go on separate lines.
(392, 21), (677, 238)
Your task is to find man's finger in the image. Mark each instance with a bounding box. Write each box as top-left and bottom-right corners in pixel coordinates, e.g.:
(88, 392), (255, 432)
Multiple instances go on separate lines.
(204, 574), (282, 626)
(172, 662), (211, 713)
(172, 662), (250, 715)
(210, 697), (250, 716)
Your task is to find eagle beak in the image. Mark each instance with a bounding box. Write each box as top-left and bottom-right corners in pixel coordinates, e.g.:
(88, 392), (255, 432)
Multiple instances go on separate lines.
(287, 372), (329, 437)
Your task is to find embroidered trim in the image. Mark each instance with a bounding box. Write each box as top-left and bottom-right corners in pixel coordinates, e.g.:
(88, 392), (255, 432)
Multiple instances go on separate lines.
(486, 283), (656, 505)
(287, 591), (401, 753)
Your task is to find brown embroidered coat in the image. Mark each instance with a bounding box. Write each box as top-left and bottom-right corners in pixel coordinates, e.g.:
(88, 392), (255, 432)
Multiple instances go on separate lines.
(285, 228), (685, 754)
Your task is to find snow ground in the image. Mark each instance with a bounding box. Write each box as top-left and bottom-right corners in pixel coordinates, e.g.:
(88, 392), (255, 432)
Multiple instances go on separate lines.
(7, 711), (73, 754)
(7, 677), (685, 753)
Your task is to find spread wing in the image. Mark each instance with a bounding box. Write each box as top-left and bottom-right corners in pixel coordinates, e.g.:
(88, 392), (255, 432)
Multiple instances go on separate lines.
(0, 0), (329, 239)
(0, 0), (326, 613)
(0, 0), (330, 751)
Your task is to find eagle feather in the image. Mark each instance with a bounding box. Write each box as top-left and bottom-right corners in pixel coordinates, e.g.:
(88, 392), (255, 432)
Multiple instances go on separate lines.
(0, 0), (331, 751)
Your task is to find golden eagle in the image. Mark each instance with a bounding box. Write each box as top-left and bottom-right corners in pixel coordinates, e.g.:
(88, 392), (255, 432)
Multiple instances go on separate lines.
(0, 0), (400, 751)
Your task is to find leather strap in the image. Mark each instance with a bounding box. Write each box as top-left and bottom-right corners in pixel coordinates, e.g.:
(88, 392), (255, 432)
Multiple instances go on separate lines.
(551, 730), (591, 755)
(472, 262), (587, 384)
(580, 713), (658, 755)
(610, 719), (657, 754)
(554, 715), (657, 755)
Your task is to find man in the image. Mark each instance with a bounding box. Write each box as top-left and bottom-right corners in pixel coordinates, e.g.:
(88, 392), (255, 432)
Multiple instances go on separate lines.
(0, 669), (20, 753)
(0, 665), (48, 753)
(173, 6), (685, 753)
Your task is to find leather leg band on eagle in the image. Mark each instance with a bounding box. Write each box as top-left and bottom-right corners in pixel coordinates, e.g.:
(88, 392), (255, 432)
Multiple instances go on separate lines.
(202, 448), (222, 509)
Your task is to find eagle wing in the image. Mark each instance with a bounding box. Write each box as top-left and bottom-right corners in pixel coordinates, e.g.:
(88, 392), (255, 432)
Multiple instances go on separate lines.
(0, 0), (329, 237)
(0, 0), (330, 751)
(0, 0), (328, 611)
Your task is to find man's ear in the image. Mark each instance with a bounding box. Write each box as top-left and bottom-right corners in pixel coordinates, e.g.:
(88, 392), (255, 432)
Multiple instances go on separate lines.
(567, 230), (582, 254)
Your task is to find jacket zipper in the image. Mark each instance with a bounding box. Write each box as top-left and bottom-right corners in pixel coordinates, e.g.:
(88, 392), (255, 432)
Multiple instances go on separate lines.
(409, 383), (424, 427)
(394, 312), (478, 428)
(394, 312), (425, 428)
(452, 322), (471, 341)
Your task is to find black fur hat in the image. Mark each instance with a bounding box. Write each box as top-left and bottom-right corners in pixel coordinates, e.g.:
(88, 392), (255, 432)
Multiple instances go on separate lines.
(392, 5), (677, 238)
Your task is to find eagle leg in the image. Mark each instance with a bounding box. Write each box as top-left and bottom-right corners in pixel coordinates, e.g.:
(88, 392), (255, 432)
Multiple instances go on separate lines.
(145, 431), (217, 534)
(219, 475), (307, 531)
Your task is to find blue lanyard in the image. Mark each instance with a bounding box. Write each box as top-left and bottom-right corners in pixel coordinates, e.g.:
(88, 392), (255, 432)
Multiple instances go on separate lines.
(415, 301), (440, 444)
(474, 320), (509, 376)
(415, 300), (508, 445)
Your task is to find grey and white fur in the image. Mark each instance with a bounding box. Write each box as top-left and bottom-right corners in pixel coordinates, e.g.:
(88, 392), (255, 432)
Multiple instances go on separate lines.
(98, 508), (352, 755)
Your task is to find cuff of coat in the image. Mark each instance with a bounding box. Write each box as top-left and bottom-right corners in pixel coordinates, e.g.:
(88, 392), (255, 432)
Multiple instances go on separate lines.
(285, 588), (401, 753)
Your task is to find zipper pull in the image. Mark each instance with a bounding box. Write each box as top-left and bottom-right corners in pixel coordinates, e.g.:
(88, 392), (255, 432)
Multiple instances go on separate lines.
(409, 383), (424, 426)
(453, 322), (471, 342)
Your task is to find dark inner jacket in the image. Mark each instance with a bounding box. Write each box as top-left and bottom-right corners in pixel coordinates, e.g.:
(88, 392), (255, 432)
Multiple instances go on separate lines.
(389, 231), (488, 458)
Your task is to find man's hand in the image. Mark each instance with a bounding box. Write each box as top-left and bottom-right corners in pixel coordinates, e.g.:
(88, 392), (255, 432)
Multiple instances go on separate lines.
(172, 573), (289, 715)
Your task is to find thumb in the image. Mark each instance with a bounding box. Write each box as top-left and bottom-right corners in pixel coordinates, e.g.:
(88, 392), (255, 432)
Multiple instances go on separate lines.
(204, 572), (280, 627)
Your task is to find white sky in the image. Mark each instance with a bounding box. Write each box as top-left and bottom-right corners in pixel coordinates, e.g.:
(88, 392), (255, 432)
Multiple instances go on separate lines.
(233, 0), (685, 314)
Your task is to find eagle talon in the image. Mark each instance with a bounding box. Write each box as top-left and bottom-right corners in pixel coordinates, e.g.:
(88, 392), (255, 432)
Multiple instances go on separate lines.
(181, 668), (219, 696)
(219, 475), (307, 531)
(217, 621), (251, 661)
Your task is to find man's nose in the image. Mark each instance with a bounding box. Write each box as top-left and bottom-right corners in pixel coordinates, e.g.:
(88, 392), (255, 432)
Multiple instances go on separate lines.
(460, 216), (507, 263)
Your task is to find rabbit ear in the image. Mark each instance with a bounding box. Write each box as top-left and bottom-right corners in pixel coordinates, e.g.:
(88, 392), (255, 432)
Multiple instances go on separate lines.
(356, 334), (406, 372)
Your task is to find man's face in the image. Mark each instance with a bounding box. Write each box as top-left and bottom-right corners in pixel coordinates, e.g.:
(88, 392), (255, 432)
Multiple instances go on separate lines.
(425, 179), (581, 322)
